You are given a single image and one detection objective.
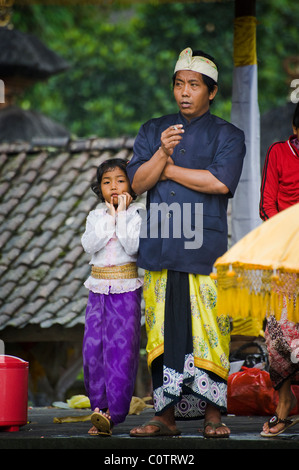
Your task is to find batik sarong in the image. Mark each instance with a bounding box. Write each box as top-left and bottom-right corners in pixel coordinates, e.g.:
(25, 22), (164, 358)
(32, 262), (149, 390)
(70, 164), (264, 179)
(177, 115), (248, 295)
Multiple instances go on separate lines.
(82, 288), (141, 425)
(265, 313), (299, 389)
(144, 269), (230, 419)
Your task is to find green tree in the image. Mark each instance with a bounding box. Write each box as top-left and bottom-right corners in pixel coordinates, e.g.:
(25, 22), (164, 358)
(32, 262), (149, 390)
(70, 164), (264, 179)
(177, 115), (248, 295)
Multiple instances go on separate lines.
(11, 1), (299, 138)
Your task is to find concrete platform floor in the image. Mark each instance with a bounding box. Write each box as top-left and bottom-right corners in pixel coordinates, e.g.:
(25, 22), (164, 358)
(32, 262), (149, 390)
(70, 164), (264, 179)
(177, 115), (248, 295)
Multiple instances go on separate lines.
(0, 407), (299, 453)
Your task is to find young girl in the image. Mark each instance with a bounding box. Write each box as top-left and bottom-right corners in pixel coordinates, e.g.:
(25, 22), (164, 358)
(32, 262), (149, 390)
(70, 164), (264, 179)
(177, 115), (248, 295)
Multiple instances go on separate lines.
(260, 103), (299, 437)
(81, 158), (143, 436)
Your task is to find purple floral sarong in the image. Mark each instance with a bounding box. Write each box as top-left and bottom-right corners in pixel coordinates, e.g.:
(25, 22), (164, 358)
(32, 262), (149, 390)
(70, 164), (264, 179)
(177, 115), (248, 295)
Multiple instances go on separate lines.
(265, 313), (299, 389)
(82, 288), (141, 425)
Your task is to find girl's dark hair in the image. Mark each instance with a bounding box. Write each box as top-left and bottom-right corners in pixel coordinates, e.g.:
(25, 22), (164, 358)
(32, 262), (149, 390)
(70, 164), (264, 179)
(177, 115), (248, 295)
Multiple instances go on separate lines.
(293, 102), (299, 129)
(172, 49), (218, 104)
(91, 158), (136, 201)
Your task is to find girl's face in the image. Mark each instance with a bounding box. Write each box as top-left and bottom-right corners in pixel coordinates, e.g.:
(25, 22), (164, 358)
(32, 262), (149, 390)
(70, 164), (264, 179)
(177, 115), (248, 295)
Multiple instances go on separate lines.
(100, 167), (131, 205)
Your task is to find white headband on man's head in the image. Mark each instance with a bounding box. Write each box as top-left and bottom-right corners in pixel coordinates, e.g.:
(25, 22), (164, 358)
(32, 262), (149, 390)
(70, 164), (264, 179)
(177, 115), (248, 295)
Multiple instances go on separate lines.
(174, 47), (218, 83)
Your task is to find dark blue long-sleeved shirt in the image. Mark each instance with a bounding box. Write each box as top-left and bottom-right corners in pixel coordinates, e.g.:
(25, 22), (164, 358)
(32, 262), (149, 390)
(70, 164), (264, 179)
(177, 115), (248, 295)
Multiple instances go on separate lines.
(127, 110), (245, 275)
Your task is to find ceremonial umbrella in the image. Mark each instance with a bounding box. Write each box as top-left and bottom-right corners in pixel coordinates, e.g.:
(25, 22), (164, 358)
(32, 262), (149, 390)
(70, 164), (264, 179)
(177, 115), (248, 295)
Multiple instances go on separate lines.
(213, 203), (299, 324)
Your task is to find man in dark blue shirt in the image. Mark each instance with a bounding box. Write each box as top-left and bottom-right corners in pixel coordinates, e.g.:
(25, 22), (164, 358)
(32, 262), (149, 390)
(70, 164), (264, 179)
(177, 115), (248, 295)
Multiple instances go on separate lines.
(128, 47), (245, 438)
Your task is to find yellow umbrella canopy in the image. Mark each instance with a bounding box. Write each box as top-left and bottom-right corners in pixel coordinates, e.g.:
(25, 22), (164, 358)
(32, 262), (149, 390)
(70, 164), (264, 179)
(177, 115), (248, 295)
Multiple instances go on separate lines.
(213, 203), (299, 323)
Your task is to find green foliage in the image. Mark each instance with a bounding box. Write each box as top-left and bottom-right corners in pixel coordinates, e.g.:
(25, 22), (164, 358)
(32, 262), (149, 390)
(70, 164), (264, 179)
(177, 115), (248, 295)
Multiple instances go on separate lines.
(10, 1), (299, 138)
(256, 0), (299, 111)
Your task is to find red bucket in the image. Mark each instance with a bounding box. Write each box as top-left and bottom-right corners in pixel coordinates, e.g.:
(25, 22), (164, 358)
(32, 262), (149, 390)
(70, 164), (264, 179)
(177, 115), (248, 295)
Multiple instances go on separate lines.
(0, 355), (29, 432)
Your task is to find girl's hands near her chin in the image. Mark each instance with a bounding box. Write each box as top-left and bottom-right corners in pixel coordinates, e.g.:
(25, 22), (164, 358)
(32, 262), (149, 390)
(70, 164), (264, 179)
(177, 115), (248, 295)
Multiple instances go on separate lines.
(117, 192), (133, 212)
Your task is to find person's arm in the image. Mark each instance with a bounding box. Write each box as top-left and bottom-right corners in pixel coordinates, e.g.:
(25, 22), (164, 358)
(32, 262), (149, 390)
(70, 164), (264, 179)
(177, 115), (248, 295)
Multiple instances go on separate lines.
(131, 147), (169, 194)
(160, 128), (244, 195)
(130, 122), (245, 197)
(259, 145), (279, 220)
(161, 157), (229, 194)
(116, 205), (142, 256)
(131, 125), (184, 195)
(81, 209), (115, 254)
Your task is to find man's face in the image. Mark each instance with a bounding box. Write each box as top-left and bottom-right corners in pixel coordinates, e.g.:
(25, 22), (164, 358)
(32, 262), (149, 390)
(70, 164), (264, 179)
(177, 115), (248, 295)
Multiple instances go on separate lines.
(173, 70), (218, 121)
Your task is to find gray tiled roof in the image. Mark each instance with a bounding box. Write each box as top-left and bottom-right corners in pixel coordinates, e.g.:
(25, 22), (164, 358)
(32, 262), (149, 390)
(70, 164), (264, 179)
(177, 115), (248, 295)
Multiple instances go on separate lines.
(0, 137), (135, 332)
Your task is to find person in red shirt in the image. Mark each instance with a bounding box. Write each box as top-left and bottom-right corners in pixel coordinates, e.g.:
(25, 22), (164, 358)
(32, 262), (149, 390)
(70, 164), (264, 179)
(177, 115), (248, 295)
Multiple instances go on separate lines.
(260, 103), (299, 437)
(260, 103), (299, 220)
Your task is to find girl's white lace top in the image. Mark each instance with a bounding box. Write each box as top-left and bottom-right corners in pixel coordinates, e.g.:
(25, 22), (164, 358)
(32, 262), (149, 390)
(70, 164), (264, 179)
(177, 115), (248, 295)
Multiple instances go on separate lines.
(81, 202), (143, 294)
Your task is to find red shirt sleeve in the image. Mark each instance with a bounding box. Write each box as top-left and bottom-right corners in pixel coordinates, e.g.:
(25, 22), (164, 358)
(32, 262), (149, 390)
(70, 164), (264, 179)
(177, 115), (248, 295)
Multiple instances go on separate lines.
(259, 143), (280, 220)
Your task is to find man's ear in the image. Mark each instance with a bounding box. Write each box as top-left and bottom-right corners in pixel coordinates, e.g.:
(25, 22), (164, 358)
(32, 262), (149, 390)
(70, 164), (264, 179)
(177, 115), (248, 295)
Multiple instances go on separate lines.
(210, 85), (218, 101)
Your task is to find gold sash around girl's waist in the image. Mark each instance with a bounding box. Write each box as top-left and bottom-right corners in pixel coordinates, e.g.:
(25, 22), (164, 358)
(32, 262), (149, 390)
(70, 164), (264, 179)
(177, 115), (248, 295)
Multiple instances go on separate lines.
(91, 263), (138, 280)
